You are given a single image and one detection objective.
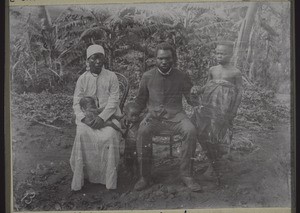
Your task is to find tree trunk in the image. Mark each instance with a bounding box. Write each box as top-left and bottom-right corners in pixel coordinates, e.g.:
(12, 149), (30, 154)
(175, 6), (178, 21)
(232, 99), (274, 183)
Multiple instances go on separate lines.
(143, 51), (146, 72)
(38, 6), (53, 67)
(57, 60), (64, 76)
(246, 26), (255, 63)
(233, 2), (259, 70)
(108, 49), (113, 70)
(249, 61), (255, 80)
(38, 6), (52, 29)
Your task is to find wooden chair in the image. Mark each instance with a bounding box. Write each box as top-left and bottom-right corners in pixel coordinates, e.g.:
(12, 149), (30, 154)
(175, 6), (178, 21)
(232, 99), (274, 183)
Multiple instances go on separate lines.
(115, 72), (129, 112)
(115, 73), (181, 158)
(152, 130), (182, 157)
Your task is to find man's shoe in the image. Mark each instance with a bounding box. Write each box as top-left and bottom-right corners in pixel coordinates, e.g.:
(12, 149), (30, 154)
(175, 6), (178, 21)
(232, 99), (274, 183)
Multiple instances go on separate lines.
(203, 164), (221, 185)
(134, 177), (152, 191)
(203, 164), (216, 179)
(181, 176), (203, 192)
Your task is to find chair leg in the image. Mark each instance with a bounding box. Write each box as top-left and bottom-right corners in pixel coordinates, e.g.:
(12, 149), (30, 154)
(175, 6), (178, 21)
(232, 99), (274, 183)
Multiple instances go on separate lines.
(170, 136), (173, 157)
(151, 142), (153, 158)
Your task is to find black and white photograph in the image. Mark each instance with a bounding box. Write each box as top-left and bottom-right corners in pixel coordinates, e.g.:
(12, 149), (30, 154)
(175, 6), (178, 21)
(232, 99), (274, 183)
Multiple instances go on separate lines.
(9, 1), (292, 212)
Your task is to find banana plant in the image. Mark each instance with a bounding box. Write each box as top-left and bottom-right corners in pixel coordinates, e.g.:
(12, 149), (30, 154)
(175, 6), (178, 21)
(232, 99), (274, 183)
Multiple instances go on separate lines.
(24, 6), (96, 76)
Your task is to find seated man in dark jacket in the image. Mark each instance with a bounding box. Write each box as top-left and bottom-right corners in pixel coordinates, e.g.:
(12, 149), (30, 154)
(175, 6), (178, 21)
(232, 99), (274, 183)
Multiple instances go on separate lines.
(133, 42), (202, 192)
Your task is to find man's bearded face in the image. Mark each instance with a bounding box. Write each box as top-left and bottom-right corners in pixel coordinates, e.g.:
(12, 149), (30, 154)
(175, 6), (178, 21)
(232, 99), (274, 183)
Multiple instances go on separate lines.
(156, 49), (174, 73)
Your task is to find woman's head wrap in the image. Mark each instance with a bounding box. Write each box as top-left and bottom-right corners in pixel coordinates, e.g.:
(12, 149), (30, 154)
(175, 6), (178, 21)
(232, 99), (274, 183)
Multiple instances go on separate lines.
(86, 44), (105, 59)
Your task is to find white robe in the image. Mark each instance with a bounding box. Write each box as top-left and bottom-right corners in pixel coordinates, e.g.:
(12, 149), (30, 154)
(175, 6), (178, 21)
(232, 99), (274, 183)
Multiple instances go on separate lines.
(70, 69), (122, 190)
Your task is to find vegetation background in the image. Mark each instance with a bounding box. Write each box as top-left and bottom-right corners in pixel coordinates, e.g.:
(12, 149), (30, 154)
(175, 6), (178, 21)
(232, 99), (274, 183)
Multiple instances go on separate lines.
(10, 2), (290, 126)
(9, 2), (292, 211)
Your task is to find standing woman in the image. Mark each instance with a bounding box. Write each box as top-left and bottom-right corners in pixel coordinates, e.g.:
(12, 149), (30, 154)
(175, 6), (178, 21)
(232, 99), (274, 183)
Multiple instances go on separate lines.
(70, 44), (122, 191)
(191, 41), (243, 184)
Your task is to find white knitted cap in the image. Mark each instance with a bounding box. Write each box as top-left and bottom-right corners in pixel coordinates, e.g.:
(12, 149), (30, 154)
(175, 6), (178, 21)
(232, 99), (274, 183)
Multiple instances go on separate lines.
(86, 44), (105, 59)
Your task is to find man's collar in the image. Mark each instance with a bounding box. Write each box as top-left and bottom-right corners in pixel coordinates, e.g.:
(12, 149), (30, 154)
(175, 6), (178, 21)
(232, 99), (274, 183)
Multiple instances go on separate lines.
(157, 67), (173, 76)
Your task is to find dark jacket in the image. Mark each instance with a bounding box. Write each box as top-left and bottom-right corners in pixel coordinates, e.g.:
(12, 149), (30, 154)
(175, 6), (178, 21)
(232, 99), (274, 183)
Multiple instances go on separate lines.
(135, 67), (195, 122)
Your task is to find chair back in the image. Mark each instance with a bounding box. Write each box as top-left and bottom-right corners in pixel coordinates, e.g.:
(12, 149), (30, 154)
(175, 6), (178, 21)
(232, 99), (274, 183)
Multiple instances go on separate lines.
(115, 72), (129, 112)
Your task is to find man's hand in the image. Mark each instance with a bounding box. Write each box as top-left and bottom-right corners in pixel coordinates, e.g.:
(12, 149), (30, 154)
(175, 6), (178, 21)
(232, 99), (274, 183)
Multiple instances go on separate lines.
(121, 116), (130, 128)
(191, 86), (202, 94)
(90, 116), (105, 129)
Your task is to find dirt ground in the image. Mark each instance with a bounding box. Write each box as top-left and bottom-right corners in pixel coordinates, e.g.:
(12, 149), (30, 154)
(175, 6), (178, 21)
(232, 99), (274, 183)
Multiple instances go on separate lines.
(11, 96), (291, 212)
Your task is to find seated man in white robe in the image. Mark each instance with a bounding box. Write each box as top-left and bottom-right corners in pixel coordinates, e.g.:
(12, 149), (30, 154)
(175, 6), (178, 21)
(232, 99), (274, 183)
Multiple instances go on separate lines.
(70, 44), (122, 191)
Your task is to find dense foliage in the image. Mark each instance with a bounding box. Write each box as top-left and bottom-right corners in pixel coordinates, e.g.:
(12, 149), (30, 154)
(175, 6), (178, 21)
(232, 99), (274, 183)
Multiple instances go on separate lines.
(10, 3), (290, 127)
(237, 84), (289, 125)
